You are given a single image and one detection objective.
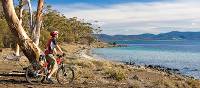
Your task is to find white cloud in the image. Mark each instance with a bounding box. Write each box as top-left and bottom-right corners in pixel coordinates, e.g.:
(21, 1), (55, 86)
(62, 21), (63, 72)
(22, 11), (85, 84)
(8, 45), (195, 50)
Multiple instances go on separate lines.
(52, 0), (200, 35)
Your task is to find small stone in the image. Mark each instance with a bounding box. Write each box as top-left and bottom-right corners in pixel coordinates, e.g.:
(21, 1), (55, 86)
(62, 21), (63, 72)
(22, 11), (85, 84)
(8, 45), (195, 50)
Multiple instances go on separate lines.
(82, 80), (88, 85)
(132, 75), (139, 80)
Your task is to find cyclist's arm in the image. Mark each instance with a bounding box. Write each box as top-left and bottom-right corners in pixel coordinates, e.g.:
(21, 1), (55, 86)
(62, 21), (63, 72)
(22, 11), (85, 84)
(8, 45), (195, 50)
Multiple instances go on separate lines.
(53, 48), (58, 54)
(56, 45), (63, 54)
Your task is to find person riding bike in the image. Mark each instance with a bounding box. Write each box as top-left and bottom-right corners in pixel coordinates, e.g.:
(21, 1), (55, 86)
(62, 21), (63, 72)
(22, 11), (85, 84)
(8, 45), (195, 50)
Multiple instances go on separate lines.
(44, 31), (64, 83)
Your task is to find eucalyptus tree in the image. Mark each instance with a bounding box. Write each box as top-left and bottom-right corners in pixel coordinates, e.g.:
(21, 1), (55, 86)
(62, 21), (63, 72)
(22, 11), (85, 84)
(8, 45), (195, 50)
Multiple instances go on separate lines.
(14, 0), (43, 56)
(15, 0), (24, 56)
(32, 0), (43, 46)
(1, 0), (42, 65)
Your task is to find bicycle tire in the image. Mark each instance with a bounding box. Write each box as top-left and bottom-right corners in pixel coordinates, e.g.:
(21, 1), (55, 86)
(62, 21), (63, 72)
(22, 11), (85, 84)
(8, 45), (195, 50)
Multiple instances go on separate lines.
(25, 65), (43, 84)
(56, 65), (74, 85)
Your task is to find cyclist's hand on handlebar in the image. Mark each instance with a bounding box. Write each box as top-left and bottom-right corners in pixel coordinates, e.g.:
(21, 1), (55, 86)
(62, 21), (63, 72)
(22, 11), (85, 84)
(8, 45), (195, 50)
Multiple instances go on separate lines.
(56, 54), (60, 57)
(62, 53), (66, 56)
(56, 53), (65, 57)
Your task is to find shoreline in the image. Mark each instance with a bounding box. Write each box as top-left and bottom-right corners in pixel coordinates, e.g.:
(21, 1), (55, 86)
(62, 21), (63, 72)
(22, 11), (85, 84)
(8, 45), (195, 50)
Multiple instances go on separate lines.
(86, 47), (199, 80)
(0, 45), (200, 87)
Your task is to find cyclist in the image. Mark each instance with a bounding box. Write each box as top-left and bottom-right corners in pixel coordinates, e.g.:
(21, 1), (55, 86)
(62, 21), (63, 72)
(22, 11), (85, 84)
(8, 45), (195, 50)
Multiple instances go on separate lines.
(44, 31), (64, 83)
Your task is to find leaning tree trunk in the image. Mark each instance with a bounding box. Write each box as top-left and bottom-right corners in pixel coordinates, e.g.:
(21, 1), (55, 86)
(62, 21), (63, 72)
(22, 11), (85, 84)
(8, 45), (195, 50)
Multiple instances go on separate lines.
(32, 0), (43, 46)
(2, 0), (41, 65)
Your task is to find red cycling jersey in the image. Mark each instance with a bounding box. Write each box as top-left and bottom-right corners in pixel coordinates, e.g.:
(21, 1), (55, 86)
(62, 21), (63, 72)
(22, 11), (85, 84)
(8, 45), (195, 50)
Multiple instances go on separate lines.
(44, 37), (57, 55)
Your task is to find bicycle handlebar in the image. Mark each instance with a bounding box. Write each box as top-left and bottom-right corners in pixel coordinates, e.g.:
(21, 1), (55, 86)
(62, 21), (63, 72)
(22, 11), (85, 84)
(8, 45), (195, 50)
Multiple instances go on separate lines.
(56, 53), (66, 58)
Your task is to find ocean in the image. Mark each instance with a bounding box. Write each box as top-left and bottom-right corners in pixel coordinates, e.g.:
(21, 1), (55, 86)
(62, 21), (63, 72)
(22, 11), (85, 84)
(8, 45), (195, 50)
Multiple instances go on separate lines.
(91, 40), (200, 79)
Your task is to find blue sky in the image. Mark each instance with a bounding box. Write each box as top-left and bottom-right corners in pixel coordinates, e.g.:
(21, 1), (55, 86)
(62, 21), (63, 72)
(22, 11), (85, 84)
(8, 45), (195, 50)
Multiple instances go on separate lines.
(30, 0), (200, 35)
(46, 0), (170, 5)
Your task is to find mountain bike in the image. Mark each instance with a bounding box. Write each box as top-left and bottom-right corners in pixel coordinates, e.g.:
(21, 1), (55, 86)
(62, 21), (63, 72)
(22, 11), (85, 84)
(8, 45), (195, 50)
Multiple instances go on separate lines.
(25, 54), (74, 85)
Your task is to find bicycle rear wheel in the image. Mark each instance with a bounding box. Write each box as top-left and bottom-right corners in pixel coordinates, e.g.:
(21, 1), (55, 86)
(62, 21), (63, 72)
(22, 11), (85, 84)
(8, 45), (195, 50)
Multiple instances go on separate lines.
(56, 65), (74, 85)
(25, 65), (44, 84)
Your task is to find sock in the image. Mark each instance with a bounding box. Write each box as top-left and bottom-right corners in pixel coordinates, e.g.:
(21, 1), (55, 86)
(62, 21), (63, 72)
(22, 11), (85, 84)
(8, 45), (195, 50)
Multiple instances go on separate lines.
(47, 75), (51, 79)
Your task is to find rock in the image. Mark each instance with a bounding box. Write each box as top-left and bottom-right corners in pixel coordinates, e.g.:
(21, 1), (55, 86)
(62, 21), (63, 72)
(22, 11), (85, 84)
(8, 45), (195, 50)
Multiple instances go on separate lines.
(146, 65), (180, 74)
(123, 60), (135, 65)
(26, 85), (34, 88)
(191, 69), (198, 71)
(132, 75), (139, 80)
(4, 54), (21, 61)
(82, 80), (88, 85)
(147, 65), (153, 68)
(0, 48), (2, 52)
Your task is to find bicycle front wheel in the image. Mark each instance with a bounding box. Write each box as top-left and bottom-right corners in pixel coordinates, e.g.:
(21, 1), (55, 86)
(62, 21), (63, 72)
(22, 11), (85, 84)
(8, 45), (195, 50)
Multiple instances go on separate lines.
(56, 65), (74, 85)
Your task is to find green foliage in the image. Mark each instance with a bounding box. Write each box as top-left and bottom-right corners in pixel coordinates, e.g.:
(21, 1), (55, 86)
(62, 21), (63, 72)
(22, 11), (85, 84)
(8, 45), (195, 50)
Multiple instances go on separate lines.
(105, 67), (126, 81)
(42, 9), (95, 44)
(0, 4), (14, 48)
(41, 6), (96, 46)
(39, 30), (50, 50)
(0, 4), (98, 48)
(187, 80), (200, 88)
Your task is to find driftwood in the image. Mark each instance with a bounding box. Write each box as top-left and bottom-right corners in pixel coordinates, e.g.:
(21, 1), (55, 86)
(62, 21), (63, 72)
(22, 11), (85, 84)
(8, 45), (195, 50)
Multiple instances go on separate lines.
(0, 71), (25, 77)
(3, 54), (21, 61)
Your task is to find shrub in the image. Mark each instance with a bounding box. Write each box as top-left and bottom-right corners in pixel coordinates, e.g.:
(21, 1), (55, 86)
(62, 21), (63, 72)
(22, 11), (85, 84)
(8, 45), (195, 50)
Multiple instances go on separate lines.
(187, 80), (200, 88)
(73, 59), (95, 69)
(105, 68), (126, 81)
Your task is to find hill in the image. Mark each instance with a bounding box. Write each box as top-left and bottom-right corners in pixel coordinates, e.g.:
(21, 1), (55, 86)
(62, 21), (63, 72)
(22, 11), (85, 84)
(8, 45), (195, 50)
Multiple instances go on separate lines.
(96, 31), (200, 41)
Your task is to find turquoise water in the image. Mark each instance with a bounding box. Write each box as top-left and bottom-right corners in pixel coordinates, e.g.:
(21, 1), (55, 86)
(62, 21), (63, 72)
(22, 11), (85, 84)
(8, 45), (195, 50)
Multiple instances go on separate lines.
(92, 40), (200, 79)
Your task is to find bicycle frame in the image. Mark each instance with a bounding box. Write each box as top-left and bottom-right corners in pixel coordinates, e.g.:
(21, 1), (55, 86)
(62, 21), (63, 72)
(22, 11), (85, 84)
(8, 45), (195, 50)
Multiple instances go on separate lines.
(42, 54), (63, 66)
(36, 54), (64, 75)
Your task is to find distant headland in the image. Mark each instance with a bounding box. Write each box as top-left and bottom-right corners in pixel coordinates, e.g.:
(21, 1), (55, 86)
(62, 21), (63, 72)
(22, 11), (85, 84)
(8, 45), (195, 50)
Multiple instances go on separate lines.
(95, 31), (200, 42)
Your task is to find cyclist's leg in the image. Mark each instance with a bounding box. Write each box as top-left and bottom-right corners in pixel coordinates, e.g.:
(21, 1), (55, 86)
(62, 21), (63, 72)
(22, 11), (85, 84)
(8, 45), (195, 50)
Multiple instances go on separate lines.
(38, 55), (47, 74)
(39, 60), (45, 68)
(46, 54), (58, 79)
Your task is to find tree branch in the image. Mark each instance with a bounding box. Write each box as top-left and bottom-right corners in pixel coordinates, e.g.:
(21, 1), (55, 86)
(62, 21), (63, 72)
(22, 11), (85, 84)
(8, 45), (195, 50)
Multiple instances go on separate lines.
(1, 0), (42, 65)
(26, 0), (33, 30)
(19, 0), (24, 24)
(32, 0), (44, 46)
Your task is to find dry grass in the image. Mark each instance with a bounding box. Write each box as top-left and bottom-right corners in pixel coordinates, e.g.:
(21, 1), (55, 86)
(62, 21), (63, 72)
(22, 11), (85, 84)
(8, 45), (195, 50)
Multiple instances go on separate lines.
(72, 59), (96, 69)
(104, 67), (126, 81)
(186, 80), (200, 88)
(91, 60), (113, 70)
(0, 48), (13, 57)
(65, 56), (200, 88)
(1, 45), (200, 87)
(65, 57), (129, 82)
(75, 67), (95, 80)
(152, 79), (176, 88)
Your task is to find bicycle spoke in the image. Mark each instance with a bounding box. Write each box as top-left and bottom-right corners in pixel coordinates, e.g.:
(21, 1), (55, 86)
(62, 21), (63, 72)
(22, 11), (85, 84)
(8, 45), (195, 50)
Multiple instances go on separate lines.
(25, 65), (44, 84)
(56, 65), (74, 85)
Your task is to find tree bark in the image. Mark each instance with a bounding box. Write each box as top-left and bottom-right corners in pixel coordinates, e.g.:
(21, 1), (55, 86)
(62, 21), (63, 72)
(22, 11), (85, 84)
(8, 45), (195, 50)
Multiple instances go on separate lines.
(26, 0), (33, 31)
(2, 0), (41, 65)
(15, 44), (20, 56)
(32, 0), (43, 46)
(19, 0), (23, 24)
(15, 0), (24, 56)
